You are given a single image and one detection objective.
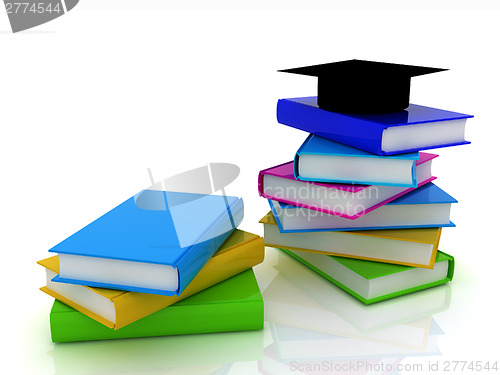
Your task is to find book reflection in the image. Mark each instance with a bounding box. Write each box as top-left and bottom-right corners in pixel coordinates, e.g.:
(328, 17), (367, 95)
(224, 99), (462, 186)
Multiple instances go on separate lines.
(51, 329), (264, 375)
(257, 247), (450, 372)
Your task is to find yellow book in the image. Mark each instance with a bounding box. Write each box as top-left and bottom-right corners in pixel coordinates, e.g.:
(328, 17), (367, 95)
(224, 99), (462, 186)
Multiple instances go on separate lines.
(260, 211), (441, 268)
(38, 229), (264, 330)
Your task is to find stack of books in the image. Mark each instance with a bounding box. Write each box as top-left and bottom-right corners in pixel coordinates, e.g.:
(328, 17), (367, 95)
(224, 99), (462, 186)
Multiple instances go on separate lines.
(38, 164), (265, 342)
(259, 59), (472, 304)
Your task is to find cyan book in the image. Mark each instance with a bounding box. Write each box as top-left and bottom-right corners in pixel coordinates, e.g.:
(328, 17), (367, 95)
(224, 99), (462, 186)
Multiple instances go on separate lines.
(269, 183), (456, 232)
(294, 134), (420, 186)
(49, 191), (244, 296)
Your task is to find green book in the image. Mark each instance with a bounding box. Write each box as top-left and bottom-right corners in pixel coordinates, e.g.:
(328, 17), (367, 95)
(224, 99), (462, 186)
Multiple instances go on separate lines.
(50, 269), (263, 342)
(281, 249), (454, 304)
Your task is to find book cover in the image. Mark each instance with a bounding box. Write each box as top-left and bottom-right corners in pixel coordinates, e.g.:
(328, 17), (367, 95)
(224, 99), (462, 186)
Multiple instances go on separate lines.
(281, 248), (454, 304)
(49, 269), (264, 342)
(277, 96), (472, 155)
(39, 229), (264, 330)
(258, 154), (436, 219)
(294, 134), (420, 186)
(49, 192), (244, 296)
(269, 182), (456, 232)
(260, 211), (442, 268)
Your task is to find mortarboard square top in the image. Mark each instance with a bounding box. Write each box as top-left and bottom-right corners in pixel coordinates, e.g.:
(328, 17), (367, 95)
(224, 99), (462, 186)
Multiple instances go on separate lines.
(279, 60), (446, 114)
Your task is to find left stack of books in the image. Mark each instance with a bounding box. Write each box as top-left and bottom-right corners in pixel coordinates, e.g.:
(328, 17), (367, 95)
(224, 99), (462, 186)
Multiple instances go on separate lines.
(38, 174), (265, 342)
(258, 59), (472, 305)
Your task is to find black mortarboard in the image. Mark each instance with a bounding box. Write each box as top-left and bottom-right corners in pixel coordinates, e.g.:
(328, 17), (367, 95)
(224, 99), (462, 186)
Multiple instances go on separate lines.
(279, 60), (447, 114)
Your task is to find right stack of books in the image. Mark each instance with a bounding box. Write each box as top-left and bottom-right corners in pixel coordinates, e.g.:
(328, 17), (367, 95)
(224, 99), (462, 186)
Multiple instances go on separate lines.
(258, 59), (473, 304)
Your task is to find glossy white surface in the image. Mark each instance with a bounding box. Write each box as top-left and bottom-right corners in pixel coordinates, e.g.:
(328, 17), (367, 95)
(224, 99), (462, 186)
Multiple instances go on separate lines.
(1, 4), (498, 375)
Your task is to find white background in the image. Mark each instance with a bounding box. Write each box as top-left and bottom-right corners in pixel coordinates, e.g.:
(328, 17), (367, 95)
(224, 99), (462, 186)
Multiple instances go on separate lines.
(1, 2), (499, 374)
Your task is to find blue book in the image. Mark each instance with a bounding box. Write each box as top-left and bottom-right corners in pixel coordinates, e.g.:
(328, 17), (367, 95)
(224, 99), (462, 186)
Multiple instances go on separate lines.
(295, 134), (420, 186)
(277, 96), (472, 155)
(269, 182), (456, 232)
(49, 191), (244, 296)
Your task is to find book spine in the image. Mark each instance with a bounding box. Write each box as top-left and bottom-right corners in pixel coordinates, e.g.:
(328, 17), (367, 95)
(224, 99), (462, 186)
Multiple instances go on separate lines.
(410, 159), (417, 186)
(176, 198), (244, 295)
(293, 152), (300, 179)
(276, 98), (385, 155)
(258, 161), (293, 197)
(442, 251), (455, 281)
(293, 133), (314, 179)
(428, 227), (442, 269)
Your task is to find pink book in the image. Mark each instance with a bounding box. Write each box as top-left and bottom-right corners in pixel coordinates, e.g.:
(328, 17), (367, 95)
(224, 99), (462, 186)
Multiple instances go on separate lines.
(258, 152), (437, 220)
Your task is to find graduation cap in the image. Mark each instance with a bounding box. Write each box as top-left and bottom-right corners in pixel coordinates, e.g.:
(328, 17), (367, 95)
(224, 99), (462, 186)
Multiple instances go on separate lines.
(279, 60), (447, 114)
